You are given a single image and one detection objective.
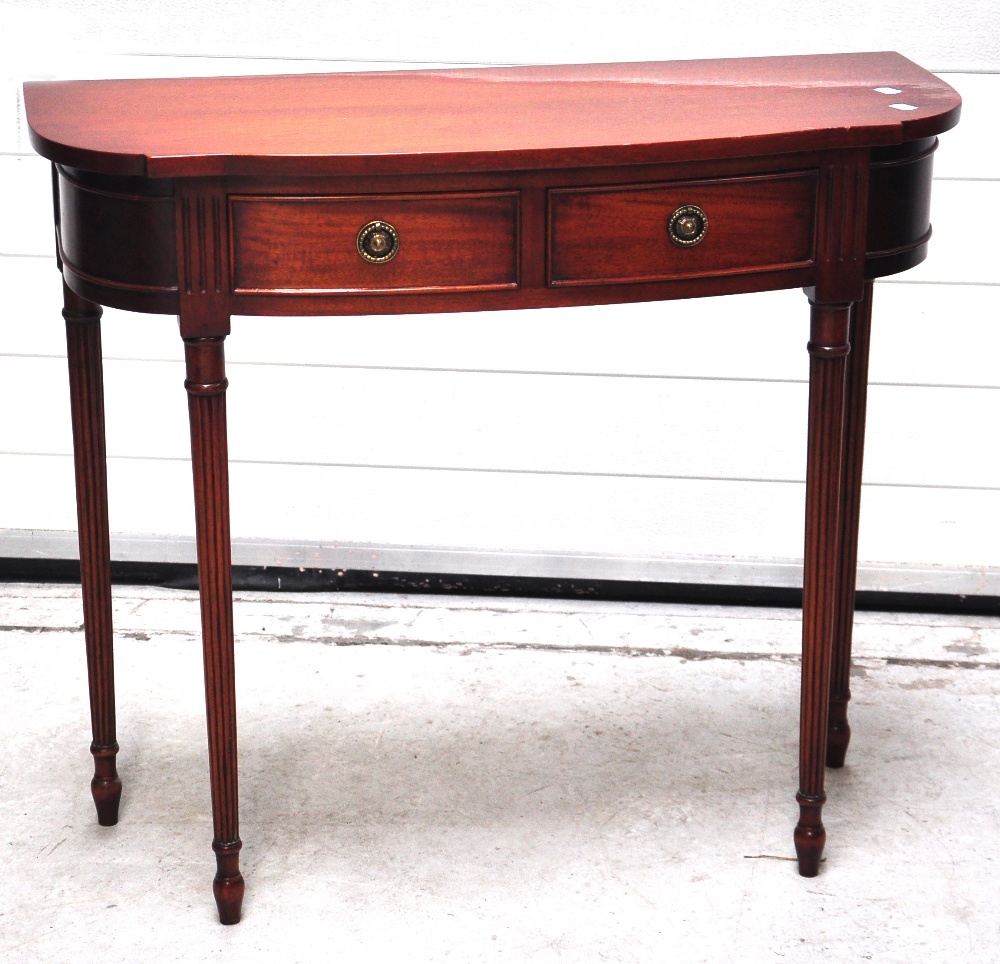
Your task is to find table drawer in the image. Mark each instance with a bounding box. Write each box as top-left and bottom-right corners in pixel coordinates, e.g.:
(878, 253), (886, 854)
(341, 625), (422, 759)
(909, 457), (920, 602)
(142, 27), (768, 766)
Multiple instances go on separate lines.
(231, 192), (519, 294)
(548, 173), (817, 286)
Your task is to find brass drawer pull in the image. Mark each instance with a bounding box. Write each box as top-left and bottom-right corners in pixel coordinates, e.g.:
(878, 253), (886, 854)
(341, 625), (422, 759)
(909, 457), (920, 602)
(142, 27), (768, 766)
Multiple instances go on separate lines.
(357, 220), (399, 263)
(668, 205), (708, 247)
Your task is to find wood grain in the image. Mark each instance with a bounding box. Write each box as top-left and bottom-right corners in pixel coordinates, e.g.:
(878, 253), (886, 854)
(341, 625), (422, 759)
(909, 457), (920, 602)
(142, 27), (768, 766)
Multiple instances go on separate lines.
(796, 301), (851, 876)
(23, 53), (960, 177)
(231, 192), (518, 293)
(19, 52), (963, 920)
(184, 335), (244, 924)
(62, 282), (121, 826)
(549, 172), (816, 285)
(827, 282), (875, 768)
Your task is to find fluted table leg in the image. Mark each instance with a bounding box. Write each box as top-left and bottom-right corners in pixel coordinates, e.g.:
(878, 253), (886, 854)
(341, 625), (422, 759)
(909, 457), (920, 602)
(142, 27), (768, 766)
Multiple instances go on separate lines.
(184, 335), (244, 924)
(795, 300), (851, 877)
(827, 282), (874, 768)
(63, 282), (121, 826)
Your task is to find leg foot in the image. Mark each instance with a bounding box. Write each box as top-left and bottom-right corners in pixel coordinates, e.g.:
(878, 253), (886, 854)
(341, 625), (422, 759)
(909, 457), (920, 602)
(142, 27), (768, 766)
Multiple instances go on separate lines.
(212, 840), (245, 924)
(90, 742), (122, 825)
(826, 698), (851, 768)
(794, 792), (827, 877)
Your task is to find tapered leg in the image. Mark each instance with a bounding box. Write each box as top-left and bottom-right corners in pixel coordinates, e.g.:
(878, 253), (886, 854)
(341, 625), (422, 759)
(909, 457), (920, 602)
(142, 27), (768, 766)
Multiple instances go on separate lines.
(184, 336), (244, 924)
(63, 282), (121, 826)
(827, 282), (874, 768)
(795, 301), (851, 877)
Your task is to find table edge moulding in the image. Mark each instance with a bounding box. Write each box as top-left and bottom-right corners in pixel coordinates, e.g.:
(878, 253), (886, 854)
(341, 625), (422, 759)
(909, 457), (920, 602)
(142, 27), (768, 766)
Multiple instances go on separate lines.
(21, 51), (961, 924)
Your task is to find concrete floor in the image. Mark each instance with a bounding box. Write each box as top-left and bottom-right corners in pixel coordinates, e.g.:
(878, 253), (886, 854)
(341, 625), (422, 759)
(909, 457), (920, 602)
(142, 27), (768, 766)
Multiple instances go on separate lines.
(2, 583), (999, 963)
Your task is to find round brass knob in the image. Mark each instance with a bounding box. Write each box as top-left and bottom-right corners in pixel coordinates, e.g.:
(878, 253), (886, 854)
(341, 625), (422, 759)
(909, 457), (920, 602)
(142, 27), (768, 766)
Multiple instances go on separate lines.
(668, 205), (708, 247)
(357, 220), (399, 263)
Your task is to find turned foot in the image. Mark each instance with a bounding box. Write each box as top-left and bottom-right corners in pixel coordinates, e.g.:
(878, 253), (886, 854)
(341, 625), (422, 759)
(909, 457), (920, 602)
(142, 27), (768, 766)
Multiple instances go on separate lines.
(826, 698), (851, 768)
(794, 792), (826, 876)
(212, 840), (245, 924)
(91, 742), (122, 826)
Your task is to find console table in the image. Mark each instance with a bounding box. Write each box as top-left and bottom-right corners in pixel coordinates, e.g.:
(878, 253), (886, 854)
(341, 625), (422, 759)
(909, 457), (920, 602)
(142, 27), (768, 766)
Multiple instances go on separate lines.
(23, 52), (961, 924)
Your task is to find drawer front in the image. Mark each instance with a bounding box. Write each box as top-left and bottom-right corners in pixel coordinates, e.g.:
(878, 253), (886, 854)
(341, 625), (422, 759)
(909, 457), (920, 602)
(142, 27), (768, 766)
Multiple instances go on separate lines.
(231, 192), (519, 294)
(548, 173), (817, 286)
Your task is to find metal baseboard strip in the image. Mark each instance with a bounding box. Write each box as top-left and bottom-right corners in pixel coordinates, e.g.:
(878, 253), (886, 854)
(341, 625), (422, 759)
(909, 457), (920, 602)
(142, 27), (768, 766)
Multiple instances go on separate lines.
(2, 528), (999, 597)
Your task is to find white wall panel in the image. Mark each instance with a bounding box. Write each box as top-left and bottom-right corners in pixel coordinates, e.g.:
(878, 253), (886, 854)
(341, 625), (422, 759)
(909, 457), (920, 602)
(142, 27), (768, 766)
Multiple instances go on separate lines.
(2, 1), (997, 70)
(0, 155), (54, 256)
(0, 257), (66, 356)
(5, 451), (999, 573)
(6, 355), (1000, 490)
(7, 263), (999, 386)
(901, 180), (1000, 284)
(932, 73), (1000, 181)
(0, 9), (997, 591)
(867, 286), (1000, 388)
(0, 80), (21, 153)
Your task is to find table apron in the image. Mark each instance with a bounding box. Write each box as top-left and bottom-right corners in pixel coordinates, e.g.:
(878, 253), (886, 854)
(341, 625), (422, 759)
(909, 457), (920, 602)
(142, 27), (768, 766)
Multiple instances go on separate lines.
(52, 139), (936, 320)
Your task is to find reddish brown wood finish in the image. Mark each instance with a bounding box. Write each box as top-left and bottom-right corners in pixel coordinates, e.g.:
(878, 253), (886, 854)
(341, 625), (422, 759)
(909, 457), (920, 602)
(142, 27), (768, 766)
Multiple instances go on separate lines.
(865, 139), (937, 279)
(45, 139), (943, 320)
(176, 179), (231, 339)
(174, 172), (243, 925)
(23, 53), (959, 178)
(184, 335), (243, 924)
(793, 143), (871, 874)
(63, 283), (121, 826)
(231, 192), (519, 294)
(827, 282), (875, 768)
(23, 54), (961, 921)
(57, 168), (178, 303)
(813, 151), (870, 304)
(796, 301), (852, 875)
(548, 172), (817, 285)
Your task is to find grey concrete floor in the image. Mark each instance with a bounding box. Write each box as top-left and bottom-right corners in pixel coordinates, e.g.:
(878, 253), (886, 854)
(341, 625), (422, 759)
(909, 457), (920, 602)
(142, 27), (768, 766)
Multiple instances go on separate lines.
(2, 583), (1000, 963)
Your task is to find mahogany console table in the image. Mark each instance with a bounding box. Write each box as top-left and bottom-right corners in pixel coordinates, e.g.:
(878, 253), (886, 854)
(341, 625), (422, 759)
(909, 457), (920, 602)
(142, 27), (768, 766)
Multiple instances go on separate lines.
(23, 52), (960, 923)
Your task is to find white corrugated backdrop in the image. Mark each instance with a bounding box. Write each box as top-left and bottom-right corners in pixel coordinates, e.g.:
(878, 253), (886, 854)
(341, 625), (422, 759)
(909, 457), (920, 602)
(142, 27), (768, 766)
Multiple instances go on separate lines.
(1, 2), (998, 593)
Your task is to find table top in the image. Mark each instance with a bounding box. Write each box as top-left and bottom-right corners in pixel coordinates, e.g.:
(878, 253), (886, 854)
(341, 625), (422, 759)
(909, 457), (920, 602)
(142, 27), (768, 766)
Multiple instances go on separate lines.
(24, 52), (960, 179)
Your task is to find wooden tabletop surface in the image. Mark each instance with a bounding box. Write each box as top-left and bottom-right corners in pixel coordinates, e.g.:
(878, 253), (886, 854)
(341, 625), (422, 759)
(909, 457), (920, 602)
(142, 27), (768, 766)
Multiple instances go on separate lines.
(24, 51), (961, 178)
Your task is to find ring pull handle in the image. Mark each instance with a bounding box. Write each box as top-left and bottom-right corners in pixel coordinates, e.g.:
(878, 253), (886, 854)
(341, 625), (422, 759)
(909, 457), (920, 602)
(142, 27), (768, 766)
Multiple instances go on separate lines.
(357, 220), (399, 263)
(668, 205), (708, 247)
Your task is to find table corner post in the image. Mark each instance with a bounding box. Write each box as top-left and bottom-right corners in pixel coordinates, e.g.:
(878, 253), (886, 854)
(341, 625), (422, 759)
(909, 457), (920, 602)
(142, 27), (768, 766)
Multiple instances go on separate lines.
(182, 332), (243, 924)
(794, 149), (871, 875)
(827, 280), (875, 769)
(795, 296), (853, 877)
(176, 178), (244, 924)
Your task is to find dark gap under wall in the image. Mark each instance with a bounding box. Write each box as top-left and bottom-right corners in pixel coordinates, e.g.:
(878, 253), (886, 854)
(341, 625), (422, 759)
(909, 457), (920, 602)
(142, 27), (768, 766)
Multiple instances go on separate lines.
(2, 557), (998, 616)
